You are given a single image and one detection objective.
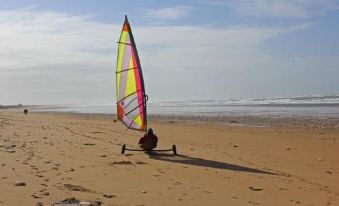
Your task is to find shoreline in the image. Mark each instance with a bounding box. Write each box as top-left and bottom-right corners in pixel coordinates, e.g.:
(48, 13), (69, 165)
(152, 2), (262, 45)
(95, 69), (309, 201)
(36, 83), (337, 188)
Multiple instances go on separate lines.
(8, 101), (339, 118)
(0, 110), (339, 205)
(7, 108), (339, 130)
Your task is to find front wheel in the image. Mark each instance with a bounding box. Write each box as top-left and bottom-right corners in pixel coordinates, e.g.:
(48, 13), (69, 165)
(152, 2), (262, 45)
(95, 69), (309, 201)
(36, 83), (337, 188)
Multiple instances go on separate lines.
(172, 144), (177, 155)
(121, 144), (126, 154)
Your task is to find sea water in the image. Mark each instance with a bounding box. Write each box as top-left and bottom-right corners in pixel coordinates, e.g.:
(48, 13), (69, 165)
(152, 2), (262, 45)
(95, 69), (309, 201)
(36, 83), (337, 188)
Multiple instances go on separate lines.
(29, 95), (339, 118)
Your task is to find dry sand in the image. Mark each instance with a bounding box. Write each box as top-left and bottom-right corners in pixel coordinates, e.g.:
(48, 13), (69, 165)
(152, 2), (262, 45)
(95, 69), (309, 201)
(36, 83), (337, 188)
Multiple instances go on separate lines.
(0, 110), (339, 206)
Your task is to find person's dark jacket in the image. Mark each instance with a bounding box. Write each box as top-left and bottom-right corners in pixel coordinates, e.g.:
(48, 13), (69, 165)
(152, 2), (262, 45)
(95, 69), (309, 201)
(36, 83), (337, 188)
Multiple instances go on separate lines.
(138, 134), (158, 150)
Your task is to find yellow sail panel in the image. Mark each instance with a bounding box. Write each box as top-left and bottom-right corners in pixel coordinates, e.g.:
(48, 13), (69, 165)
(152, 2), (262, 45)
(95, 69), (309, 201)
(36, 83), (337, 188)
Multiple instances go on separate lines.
(116, 30), (128, 100)
(125, 56), (137, 97)
(117, 32), (127, 72)
(134, 114), (142, 126)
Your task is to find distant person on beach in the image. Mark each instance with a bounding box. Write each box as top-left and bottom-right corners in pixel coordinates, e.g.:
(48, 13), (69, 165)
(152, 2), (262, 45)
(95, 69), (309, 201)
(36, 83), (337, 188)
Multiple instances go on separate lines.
(138, 128), (158, 150)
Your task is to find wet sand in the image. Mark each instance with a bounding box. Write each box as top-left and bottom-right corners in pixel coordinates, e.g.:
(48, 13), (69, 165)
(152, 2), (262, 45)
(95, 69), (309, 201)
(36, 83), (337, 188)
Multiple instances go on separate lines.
(0, 110), (339, 205)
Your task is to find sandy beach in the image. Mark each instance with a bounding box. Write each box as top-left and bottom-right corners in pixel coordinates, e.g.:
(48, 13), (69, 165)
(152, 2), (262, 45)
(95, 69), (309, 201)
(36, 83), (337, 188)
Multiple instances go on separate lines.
(0, 110), (339, 206)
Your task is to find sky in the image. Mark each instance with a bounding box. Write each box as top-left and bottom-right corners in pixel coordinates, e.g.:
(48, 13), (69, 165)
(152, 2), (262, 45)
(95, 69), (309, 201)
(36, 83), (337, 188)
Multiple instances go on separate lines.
(0, 0), (338, 105)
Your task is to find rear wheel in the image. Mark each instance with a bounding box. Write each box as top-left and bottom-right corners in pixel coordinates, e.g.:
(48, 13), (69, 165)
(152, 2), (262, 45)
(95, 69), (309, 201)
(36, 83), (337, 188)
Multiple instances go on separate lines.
(172, 144), (177, 155)
(121, 144), (126, 154)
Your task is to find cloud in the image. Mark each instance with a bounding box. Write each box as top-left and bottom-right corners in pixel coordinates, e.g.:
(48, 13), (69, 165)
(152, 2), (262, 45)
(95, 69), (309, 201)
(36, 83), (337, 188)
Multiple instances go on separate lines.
(0, 7), (337, 105)
(212, 0), (339, 18)
(134, 22), (311, 71)
(129, 22), (319, 100)
(0, 8), (115, 71)
(235, 0), (309, 18)
(143, 6), (192, 21)
(0, 8), (118, 104)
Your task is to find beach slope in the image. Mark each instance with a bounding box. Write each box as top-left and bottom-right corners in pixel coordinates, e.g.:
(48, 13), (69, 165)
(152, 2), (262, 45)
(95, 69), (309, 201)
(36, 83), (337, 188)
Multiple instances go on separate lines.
(0, 111), (338, 205)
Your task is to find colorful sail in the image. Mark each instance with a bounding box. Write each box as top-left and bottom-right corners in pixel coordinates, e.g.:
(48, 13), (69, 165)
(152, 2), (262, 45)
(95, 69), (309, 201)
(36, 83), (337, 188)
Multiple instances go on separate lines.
(116, 15), (147, 131)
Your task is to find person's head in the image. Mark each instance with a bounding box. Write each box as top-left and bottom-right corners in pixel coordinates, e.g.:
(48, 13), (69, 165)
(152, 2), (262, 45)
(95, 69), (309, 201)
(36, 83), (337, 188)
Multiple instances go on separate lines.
(147, 128), (154, 135)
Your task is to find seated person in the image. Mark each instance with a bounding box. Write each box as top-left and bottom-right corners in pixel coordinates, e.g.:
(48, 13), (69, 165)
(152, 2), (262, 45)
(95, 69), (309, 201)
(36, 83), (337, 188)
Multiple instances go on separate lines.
(138, 128), (158, 150)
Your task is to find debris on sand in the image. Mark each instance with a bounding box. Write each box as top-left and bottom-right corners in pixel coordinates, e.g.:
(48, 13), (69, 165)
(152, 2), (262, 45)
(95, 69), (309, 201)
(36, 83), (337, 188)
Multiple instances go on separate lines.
(52, 197), (80, 205)
(83, 143), (95, 146)
(110, 161), (133, 165)
(31, 194), (41, 199)
(88, 201), (102, 206)
(102, 194), (116, 198)
(3, 144), (16, 149)
(248, 186), (263, 191)
(64, 184), (93, 192)
(52, 198), (101, 205)
(79, 201), (102, 206)
(135, 161), (147, 165)
(15, 181), (26, 186)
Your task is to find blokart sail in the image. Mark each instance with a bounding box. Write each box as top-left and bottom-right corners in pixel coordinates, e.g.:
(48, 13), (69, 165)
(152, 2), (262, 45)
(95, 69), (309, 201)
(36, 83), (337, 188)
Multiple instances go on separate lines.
(116, 15), (147, 131)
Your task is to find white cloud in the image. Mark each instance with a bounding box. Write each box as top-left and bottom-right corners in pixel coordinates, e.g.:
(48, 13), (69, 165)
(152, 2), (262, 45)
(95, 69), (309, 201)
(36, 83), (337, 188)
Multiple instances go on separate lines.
(143, 6), (192, 21)
(0, 8), (115, 71)
(0, 7), (337, 105)
(129, 22), (320, 100)
(134, 22), (311, 71)
(220, 0), (339, 18)
(0, 8), (119, 105)
(236, 0), (309, 18)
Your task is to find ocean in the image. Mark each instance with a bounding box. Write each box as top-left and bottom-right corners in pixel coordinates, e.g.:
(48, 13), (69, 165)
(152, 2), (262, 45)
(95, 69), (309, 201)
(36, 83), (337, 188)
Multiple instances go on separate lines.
(28, 95), (339, 118)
